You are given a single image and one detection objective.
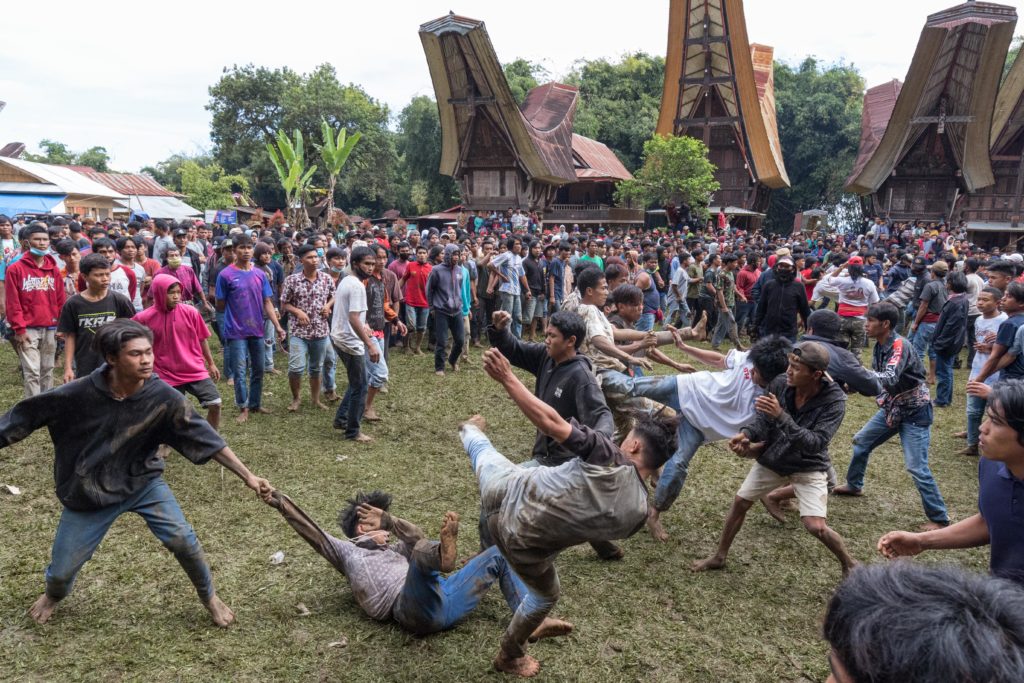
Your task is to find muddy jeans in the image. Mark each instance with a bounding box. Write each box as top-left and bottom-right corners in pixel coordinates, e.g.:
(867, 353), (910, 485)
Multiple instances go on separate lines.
(461, 425), (561, 660)
(45, 477), (213, 602)
(15, 327), (56, 397)
(270, 492), (529, 635)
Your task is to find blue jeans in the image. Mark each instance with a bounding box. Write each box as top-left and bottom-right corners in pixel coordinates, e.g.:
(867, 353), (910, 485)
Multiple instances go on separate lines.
(911, 321), (937, 361)
(46, 477), (212, 602)
(228, 336), (265, 409)
(263, 318), (276, 370)
(334, 345), (367, 439)
(636, 313), (656, 332)
(322, 341), (337, 393)
(434, 311), (465, 372)
(498, 291), (523, 338)
(216, 311), (234, 380)
(287, 336), (328, 376)
(735, 301), (753, 332)
(365, 336), (388, 388)
(933, 353), (955, 406)
(967, 393), (987, 447)
(392, 545), (528, 635)
(600, 372), (706, 511)
(460, 426), (560, 659)
(845, 408), (949, 523)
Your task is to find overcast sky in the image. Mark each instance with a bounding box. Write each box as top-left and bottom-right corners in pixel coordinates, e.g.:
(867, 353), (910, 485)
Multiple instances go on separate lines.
(0, 0), (1014, 172)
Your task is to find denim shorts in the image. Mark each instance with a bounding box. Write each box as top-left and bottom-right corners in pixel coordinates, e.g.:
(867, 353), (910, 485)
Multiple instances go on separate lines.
(365, 337), (389, 388)
(288, 336), (329, 376)
(174, 378), (222, 407)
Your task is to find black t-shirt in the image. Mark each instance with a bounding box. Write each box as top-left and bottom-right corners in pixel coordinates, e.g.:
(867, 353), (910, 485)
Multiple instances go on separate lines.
(523, 257), (545, 295)
(207, 258), (232, 294)
(57, 292), (136, 377)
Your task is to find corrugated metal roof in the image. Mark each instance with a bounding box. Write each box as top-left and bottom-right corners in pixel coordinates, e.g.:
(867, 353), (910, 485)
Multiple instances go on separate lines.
(62, 166), (177, 197)
(0, 157), (126, 200)
(571, 135), (632, 181)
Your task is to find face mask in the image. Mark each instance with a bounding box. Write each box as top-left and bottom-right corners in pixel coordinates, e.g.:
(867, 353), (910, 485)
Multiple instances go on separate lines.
(330, 265), (344, 274)
(399, 253), (409, 261)
(167, 257), (182, 268)
(316, 248), (325, 258)
(775, 268), (796, 284)
(29, 247), (48, 257)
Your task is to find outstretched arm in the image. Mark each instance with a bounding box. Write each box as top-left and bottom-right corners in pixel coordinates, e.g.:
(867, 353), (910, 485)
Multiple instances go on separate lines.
(357, 504), (426, 547)
(266, 491), (352, 573)
(482, 348), (572, 443)
(212, 446), (272, 498)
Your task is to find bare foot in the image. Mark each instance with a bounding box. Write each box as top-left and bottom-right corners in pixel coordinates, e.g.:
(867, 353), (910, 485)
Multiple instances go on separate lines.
(954, 430), (967, 439)
(324, 392), (341, 402)
(529, 618), (574, 642)
(313, 401), (329, 411)
(435, 371), (445, 377)
(760, 495), (786, 522)
(494, 651), (540, 677)
(205, 594), (235, 627)
(287, 400), (300, 413)
(692, 311), (708, 340)
(268, 368), (281, 376)
(691, 554), (726, 572)
(646, 515), (669, 543)
(363, 410), (382, 422)
(255, 407), (272, 415)
(236, 409), (249, 424)
(28, 594), (59, 624)
(439, 511), (460, 572)
(832, 484), (863, 497)
(351, 433), (373, 443)
(918, 521), (949, 532)
(227, 378), (234, 387)
(451, 362), (460, 373)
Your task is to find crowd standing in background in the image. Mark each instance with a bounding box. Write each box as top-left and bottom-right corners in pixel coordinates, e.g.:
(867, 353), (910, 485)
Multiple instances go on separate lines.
(2, 207), (1024, 678)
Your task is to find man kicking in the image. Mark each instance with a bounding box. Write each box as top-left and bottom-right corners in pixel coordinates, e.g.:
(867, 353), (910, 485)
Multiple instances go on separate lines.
(263, 488), (572, 639)
(691, 341), (858, 576)
(465, 347), (678, 676)
(0, 319), (271, 626)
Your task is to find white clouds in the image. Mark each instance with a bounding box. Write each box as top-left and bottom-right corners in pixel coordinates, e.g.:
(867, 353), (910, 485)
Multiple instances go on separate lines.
(0, 0), (1014, 171)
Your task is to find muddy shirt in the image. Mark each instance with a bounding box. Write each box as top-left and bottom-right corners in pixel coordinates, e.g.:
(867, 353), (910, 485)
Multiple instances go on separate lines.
(320, 535), (412, 621)
(0, 366), (226, 511)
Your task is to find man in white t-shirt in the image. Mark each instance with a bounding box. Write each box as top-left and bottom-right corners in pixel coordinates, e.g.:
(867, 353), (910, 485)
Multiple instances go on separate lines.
(961, 287), (1007, 457)
(601, 335), (792, 541)
(330, 246), (379, 443)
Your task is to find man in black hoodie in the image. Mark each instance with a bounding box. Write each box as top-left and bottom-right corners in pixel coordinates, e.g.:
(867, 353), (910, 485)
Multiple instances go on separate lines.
(0, 320), (272, 627)
(487, 308), (623, 560)
(753, 256), (810, 342)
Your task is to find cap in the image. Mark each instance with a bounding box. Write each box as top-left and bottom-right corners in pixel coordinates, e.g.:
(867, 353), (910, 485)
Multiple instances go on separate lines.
(930, 260), (949, 273)
(173, 228), (188, 237)
(912, 256), (927, 269)
(217, 238), (234, 249)
(847, 255), (864, 266)
(807, 309), (841, 340)
(790, 341), (831, 372)
(776, 255), (795, 266)
(1009, 253), (1024, 264)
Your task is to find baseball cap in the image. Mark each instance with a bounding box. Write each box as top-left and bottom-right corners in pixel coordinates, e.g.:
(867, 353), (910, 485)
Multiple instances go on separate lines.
(847, 255), (864, 266)
(930, 260), (949, 273)
(790, 341), (831, 372)
(173, 228), (188, 237)
(777, 255), (795, 267)
(912, 256), (927, 269)
(1009, 253), (1024, 264)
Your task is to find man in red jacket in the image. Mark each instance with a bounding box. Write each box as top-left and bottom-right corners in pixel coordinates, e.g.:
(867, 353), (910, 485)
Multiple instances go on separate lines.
(5, 223), (66, 396)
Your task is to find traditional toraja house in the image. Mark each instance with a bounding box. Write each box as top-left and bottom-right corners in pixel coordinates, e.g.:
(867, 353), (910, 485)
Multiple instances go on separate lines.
(656, 0), (790, 229)
(419, 13), (641, 226)
(845, 1), (1017, 229)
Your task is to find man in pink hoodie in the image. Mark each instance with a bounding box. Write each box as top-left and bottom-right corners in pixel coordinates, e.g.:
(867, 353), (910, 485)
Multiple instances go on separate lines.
(134, 274), (222, 428)
(5, 223), (66, 397)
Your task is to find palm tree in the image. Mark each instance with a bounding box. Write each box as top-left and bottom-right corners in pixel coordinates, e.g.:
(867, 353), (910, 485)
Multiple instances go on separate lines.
(266, 129), (317, 226)
(316, 119), (361, 227)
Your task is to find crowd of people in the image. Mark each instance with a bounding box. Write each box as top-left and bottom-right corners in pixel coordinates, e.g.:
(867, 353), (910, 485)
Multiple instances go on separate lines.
(2, 208), (1024, 680)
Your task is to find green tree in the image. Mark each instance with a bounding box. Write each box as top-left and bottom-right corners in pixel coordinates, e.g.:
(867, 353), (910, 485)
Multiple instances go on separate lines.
(503, 59), (546, 104)
(396, 96), (459, 213)
(266, 129), (317, 226)
(207, 63), (398, 214)
(178, 161), (248, 211)
(615, 135), (719, 217)
(24, 140), (111, 170)
(141, 152), (217, 193)
(316, 119), (361, 224)
(567, 53), (664, 171)
(768, 57), (864, 232)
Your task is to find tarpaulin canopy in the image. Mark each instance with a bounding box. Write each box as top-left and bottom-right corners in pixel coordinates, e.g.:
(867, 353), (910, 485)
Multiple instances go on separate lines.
(0, 192), (66, 216)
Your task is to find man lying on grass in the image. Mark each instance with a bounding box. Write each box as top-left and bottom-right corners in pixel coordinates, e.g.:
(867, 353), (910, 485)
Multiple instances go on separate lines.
(465, 347), (677, 677)
(0, 319), (271, 627)
(263, 488), (572, 639)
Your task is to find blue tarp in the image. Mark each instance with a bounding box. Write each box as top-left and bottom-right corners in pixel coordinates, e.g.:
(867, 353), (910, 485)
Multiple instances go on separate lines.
(0, 193), (65, 216)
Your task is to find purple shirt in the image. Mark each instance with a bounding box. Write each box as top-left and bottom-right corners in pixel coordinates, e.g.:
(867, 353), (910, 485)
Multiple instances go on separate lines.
(216, 264), (272, 340)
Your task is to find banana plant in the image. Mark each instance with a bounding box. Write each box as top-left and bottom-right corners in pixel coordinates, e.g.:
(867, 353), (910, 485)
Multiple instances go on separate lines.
(316, 119), (362, 226)
(266, 128), (317, 226)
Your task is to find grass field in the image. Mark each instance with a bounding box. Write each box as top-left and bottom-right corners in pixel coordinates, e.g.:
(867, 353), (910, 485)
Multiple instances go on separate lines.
(0, 337), (989, 682)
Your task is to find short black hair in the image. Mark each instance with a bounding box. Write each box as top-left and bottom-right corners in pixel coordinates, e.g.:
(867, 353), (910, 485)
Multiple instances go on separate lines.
(747, 335), (792, 383)
(610, 283), (643, 306)
(946, 271), (967, 294)
(1007, 281), (1024, 304)
(866, 301), (900, 331)
(981, 286), (1003, 300)
(295, 244), (316, 258)
(351, 245), (375, 266)
(631, 413), (680, 471)
(987, 260), (1016, 277)
(824, 563), (1024, 683)
(338, 490), (393, 539)
(547, 310), (586, 350)
(989, 379), (1024, 448)
(92, 237), (115, 252)
(576, 266), (606, 296)
(21, 222), (48, 239)
(54, 239), (78, 257)
(94, 319), (153, 362)
(233, 234), (253, 248)
(80, 252), (112, 276)
(115, 236), (138, 253)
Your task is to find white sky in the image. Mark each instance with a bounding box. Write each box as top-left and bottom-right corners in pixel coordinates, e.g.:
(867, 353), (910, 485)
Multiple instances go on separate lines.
(0, 0), (1017, 172)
